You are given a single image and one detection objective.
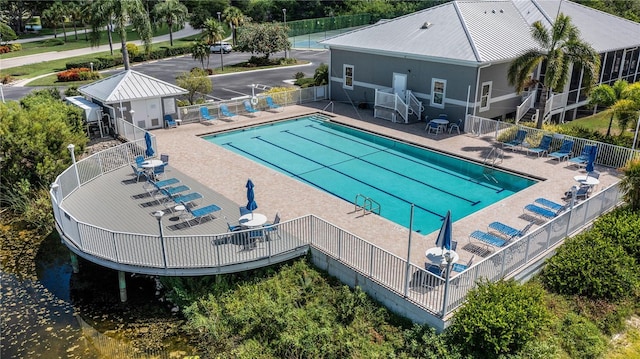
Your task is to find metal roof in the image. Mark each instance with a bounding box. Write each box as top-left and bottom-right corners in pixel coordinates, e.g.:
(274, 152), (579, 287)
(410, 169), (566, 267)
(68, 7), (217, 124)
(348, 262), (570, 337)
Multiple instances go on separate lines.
(79, 70), (188, 104)
(321, 0), (640, 64)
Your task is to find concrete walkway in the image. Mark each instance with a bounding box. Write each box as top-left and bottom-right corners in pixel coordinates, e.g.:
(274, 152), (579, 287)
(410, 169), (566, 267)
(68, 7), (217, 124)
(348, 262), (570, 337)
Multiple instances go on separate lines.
(1, 24), (200, 70)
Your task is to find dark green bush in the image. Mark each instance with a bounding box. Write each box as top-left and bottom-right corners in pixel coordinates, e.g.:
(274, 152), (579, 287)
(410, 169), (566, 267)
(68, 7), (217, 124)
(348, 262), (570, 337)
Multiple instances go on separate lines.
(294, 71), (305, 80)
(589, 206), (640, 262)
(446, 279), (550, 358)
(43, 38), (64, 46)
(558, 313), (607, 359)
(293, 77), (315, 88)
(541, 232), (639, 301)
(403, 324), (462, 359)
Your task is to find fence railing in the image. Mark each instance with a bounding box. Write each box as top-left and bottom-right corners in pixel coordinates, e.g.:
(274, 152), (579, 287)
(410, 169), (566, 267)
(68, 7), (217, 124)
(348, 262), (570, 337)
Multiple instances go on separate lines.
(51, 132), (624, 317)
(465, 115), (640, 169)
(177, 86), (328, 125)
(515, 90), (536, 124)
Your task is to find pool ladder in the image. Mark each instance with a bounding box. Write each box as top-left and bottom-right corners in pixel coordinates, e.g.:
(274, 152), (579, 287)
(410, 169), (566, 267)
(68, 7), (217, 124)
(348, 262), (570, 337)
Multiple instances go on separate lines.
(354, 194), (381, 216)
(481, 147), (503, 183)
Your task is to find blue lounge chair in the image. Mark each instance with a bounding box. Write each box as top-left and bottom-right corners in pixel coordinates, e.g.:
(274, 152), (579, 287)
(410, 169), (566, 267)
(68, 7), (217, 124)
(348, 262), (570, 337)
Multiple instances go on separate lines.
(488, 221), (532, 239)
(265, 96), (281, 110)
(567, 145), (595, 168)
(143, 177), (180, 194)
(534, 198), (567, 213)
(503, 129), (527, 151)
(548, 140), (574, 162)
(199, 106), (216, 124)
(154, 184), (190, 204)
(452, 255), (474, 272)
(219, 104), (237, 119)
(524, 204), (557, 219)
(164, 114), (177, 128)
(167, 192), (203, 209)
(527, 135), (552, 157)
(243, 100), (259, 115)
(470, 230), (507, 247)
(183, 202), (222, 227)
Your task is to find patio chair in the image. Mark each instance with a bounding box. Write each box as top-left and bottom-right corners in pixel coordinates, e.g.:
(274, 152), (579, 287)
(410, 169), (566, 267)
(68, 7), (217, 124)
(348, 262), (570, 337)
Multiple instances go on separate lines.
(448, 119), (462, 134)
(563, 185), (591, 201)
(262, 212), (281, 239)
(219, 104), (237, 119)
(164, 114), (177, 128)
(160, 154), (169, 166)
(225, 216), (242, 232)
(526, 135), (552, 157)
(488, 221), (532, 239)
(426, 263), (444, 277)
(548, 140), (574, 162)
(131, 165), (147, 182)
(265, 96), (281, 111)
(135, 155), (145, 169)
(524, 203), (557, 220)
(567, 145), (594, 168)
(426, 120), (442, 135)
(199, 106), (216, 125)
(452, 255), (474, 272)
(470, 230), (507, 248)
(152, 164), (166, 180)
(534, 197), (567, 213)
(239, 206), (251, 216)
(182, 201), (222, 227)
(502, 129), (527, 151)
(243, 100), (259, 116)
(587, 171), (600, 179)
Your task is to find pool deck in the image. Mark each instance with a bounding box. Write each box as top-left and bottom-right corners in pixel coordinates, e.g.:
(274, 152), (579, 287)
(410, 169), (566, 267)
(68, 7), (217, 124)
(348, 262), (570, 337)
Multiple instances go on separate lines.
(149, 101), (619, 267)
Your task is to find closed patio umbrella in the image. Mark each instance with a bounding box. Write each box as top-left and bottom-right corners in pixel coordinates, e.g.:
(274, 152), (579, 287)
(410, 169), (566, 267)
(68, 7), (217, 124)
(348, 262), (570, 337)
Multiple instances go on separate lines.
(144, 132), (155, 157)
(246, 179), (258, 218)
(585, 145), (597, 173)
(434, 210), (452, 250)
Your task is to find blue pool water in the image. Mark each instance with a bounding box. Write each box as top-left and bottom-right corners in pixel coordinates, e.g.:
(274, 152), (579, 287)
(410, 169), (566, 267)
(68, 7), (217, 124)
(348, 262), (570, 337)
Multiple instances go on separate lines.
(204, 116), (536, 234)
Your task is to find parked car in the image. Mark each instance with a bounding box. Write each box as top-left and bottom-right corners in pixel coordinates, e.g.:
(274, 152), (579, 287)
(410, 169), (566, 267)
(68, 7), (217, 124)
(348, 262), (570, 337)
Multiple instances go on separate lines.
(210, 42), (232, 54)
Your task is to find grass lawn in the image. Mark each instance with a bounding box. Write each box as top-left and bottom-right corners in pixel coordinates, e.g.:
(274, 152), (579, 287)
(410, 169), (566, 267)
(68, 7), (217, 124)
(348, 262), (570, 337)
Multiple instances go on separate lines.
(2, 26), (173, 59)
(563, 109), (621, 134)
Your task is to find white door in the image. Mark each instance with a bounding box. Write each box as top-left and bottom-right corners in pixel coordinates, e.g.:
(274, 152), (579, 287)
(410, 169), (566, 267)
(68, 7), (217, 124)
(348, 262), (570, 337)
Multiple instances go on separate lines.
(392, 73), (407, 101)
(146, 98), (162, 128)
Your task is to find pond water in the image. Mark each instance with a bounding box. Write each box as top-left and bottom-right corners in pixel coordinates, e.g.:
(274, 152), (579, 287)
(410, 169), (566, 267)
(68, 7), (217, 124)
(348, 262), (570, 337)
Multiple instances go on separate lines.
(1, 233), (194, 358)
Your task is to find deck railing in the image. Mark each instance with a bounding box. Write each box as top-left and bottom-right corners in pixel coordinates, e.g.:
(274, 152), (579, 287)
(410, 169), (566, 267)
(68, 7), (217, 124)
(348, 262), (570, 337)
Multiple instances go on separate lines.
(51, 133), (624, 318)
(465, 115), (640, 168)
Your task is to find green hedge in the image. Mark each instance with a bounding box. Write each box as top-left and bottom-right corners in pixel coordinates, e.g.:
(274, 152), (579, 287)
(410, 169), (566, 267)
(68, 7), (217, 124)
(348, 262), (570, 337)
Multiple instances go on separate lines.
(65, 43), (192, 71)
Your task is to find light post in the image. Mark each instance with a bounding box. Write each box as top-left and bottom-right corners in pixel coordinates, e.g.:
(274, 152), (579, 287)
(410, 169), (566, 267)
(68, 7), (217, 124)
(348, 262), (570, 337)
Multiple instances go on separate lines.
(441, 251), (453, 318)
(403, 204), (415, 297)
(154, 210), (168, 268)
(90, 62), (94, 72)
(217, 11), (224, 71)
(282, 8), (287, 59)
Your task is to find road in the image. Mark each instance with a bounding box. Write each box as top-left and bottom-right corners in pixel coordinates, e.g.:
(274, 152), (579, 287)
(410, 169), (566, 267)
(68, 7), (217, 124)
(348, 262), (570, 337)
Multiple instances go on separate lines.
(1, 49), (329, 102)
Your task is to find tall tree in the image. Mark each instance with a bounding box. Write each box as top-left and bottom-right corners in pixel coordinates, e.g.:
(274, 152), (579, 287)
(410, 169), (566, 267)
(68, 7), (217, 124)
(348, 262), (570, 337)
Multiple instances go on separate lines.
(508, 14), (600, 128)
(89, 0), (152, 70)
(68, 2), (83, 41)
(589, 80), (631, 137)
(201, 18), (225, 69)
(236, 22), (289, 61)
(42, 1), (68, 41)
(191, 40), (211, 70)
(222, 6), (245, 46)
(153, 0), (189, 47)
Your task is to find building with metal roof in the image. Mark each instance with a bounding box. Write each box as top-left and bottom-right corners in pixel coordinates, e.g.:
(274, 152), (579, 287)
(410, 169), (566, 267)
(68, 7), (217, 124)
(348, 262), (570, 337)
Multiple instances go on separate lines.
(320, 0), (640, 125)
(79, 70), (188, 132)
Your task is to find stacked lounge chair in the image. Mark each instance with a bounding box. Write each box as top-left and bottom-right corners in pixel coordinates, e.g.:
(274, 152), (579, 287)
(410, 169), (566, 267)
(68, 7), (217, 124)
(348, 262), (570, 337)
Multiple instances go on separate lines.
(548, 139), (574, 162)
(502, 129), (527, 151)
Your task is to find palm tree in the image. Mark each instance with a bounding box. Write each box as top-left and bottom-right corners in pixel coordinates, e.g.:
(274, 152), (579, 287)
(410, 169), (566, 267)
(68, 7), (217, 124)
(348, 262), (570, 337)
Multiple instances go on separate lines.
(68, 3), (83, 41)
(508, 13), (600, 128)
(201, 18), (225, 70)
(191, 40), (211, 70)
(223, 6), (245, 46)
(89, 0), (152, 70)
(42, 1), (68, 41)
(589, 80), (630, 137)
(619, 159), (640, 210)
(153, 0), (188, 47)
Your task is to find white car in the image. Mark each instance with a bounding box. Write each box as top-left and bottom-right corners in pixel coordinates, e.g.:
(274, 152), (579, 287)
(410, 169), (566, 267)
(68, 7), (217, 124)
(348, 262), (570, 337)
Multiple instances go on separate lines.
(210, 42), (232, 54)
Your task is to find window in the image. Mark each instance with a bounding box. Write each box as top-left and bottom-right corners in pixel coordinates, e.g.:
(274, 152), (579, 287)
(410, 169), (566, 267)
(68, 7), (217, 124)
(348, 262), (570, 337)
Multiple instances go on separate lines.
(480, 81), (492, 112)
(343, 64), (354, 90)
(430, 78), (446, 108)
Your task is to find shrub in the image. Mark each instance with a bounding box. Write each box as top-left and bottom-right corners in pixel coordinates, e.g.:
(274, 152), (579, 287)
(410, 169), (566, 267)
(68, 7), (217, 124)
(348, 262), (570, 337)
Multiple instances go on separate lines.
(294, 71), (305, 80)
(0, 45), (10, 54)
(540, 232), (639, 301)
(57, 68), (100, 82)
(1, 74), (13, 84)
(9, 43), (22, 52)
(314, 63), (329, 85)
(293, 77), (315, 88)
(558, 313), (608, 359)
(43, 38), (64, 46)
(446, 279), (550, 358)
(589, 206), (640, 260)
(125, 42), (139, 57)
(619, 159), (640, 211)
(64, 86), (81, 97)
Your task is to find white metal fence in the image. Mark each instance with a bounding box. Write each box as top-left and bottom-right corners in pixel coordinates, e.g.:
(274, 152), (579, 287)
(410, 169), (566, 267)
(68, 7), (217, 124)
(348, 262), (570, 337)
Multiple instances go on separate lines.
(177, 86), (328, 124)
(50, 137), (624, 318)
(465, 115), (640, 169)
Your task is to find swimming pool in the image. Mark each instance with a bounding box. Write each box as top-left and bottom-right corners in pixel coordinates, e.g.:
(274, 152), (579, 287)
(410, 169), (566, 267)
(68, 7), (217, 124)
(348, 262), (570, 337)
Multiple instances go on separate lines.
(204, 116), (537, 234)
